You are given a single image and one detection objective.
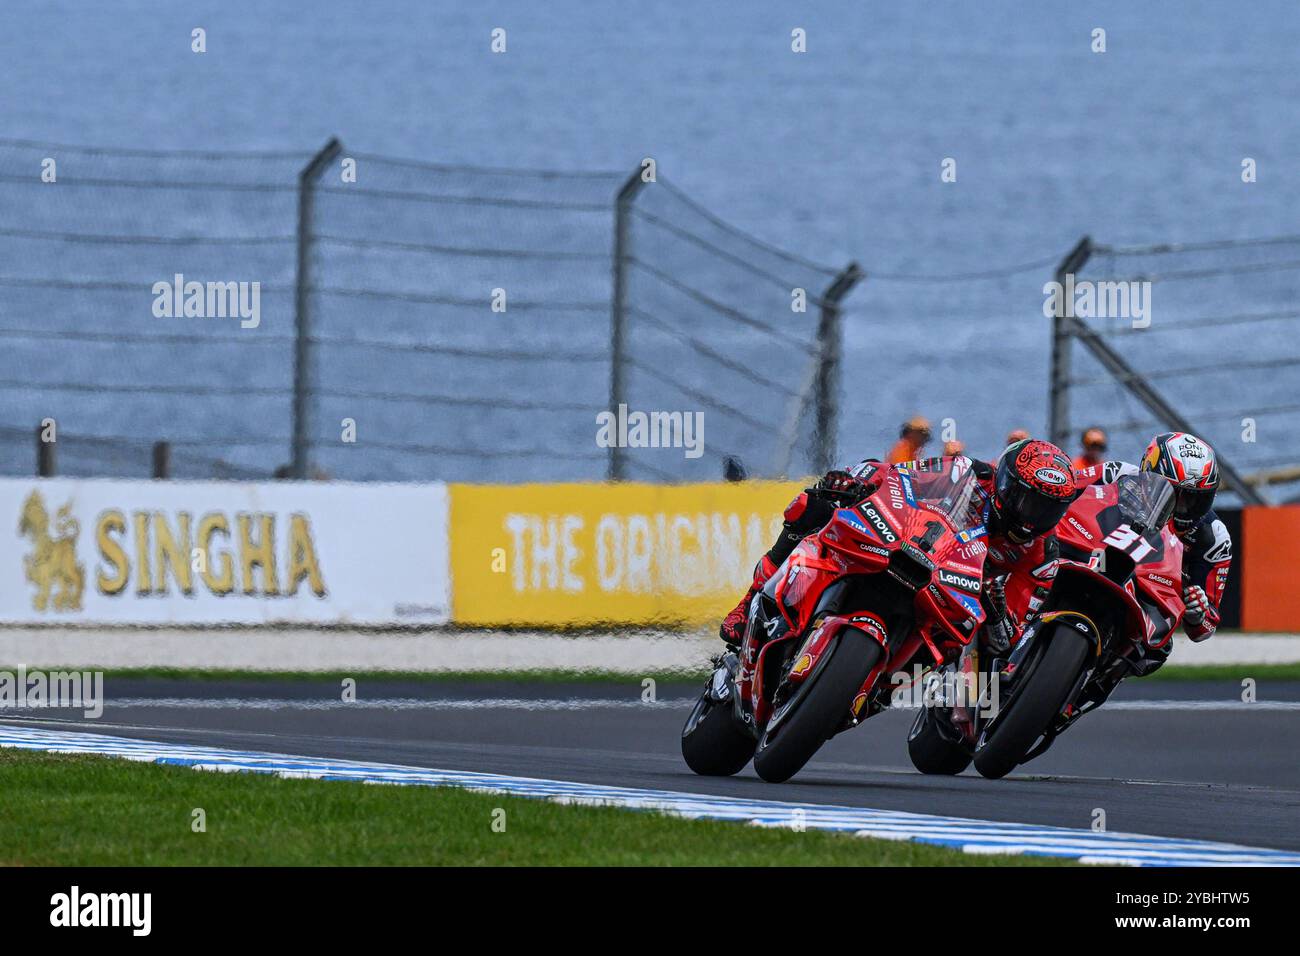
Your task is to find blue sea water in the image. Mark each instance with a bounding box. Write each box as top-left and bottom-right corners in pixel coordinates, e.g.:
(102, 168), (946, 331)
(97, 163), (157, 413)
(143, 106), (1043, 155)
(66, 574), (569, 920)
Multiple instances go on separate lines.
(2, 0), (1298, 489)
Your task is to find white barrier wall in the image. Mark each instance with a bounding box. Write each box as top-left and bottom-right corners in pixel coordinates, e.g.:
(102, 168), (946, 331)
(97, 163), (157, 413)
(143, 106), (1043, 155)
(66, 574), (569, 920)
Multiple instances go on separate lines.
(0, 478), (450, 625)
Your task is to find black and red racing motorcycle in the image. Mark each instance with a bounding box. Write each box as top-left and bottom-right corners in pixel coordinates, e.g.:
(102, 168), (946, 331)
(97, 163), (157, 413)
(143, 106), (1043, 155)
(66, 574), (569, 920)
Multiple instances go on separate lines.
(681, 457), (994, 783)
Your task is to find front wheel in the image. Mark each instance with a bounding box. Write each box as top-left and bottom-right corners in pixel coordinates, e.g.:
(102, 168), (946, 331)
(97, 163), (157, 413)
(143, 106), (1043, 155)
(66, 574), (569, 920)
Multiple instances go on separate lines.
(681, 691), (756, 776)
(752, 629), (883, 783)
(972, 625), (1090, 780)
(907, 707), (972, 775)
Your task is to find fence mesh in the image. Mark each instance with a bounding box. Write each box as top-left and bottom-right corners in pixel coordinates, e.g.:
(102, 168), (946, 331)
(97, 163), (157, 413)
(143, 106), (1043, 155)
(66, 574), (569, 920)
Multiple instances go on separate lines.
(304, 153), (622, 482)
(1063, 236), (1300, 502)
(0, 139), (855, 483)
(621, 179), (846, 481)
(0, 137), (305, 479)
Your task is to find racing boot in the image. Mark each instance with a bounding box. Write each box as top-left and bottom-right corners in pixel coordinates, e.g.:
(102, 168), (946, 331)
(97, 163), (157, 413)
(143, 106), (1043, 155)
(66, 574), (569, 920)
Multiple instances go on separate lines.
(719, 555), (778, 648)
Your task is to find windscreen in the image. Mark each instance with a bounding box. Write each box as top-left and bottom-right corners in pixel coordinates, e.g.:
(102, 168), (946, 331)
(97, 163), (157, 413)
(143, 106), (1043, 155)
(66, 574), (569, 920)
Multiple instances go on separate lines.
(893, 457), (990, 535)
(1115, 472), (1177, 533)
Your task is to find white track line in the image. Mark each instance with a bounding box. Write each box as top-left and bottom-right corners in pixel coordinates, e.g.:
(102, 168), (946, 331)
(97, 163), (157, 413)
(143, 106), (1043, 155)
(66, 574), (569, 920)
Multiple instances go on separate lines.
(2, 723), (1297, 866)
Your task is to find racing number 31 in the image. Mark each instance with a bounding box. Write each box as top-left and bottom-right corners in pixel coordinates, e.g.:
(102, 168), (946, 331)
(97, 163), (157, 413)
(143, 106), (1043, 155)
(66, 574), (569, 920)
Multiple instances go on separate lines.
(1099, 524), (1154, 563)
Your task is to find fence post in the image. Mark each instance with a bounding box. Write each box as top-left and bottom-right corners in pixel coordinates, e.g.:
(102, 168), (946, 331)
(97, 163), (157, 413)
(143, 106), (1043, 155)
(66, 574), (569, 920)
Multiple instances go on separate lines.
(811, 262), (864, 474)
(152, 441), (171, 479)
(291, 137), (343, 480)
(607, 167), (648, 481)
(1048, 236), (1093, 447)
(35, 423), (55, 477)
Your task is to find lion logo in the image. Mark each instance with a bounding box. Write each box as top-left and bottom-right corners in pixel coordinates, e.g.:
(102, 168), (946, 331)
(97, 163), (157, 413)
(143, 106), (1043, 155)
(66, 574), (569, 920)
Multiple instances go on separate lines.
(18, 490), (85, 612)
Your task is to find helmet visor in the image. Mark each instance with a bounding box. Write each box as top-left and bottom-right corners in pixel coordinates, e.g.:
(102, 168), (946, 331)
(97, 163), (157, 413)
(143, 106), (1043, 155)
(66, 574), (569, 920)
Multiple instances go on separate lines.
(1174, 485), (1215, 527)
(998, 477), (1072, 536)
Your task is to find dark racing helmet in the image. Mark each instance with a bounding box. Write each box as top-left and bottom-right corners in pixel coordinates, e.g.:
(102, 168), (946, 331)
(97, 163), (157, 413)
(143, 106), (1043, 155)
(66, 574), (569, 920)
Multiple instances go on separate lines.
(1140, 432), (1220, 533)
(992, 439), (1079, 543)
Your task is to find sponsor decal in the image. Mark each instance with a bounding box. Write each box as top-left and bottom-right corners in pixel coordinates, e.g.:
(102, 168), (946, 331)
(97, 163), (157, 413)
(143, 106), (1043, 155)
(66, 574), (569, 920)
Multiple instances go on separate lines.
(1030, 561), (1058, 580)
(897, 471), (917, 506)
(858, 505), (897, 544)
(1205, 520), (1232, 562)
(955, 539), (987, 561)
(6, 478), (450, 626)
(1034, 466), (1070, 488)
(18, 489), (326, 608)
(937, 568), (981, 593)
(857, 542), (890, 557)
(946, 589), (983, 617)
(1146, 572), (1175, 587)
(956, 525), (987, 543)
(18, 491), (85, 612)
(886, 478), (907, 511)
(791, 653), (813, 677)
(839, 510), (870, 535)
(900, 543), (935, 569)
(1176, 434), (1207, 460)
(1067, 516), (1095, 540)
(849, 614), (884, 639)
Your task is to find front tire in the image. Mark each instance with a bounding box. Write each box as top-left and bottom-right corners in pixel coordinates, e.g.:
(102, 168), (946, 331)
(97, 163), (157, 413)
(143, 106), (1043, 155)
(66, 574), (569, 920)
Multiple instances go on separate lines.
(907, 708), (972, 775)
(681, 693), (756, 776)
(972, 626), (1090, 780)
(753, 629), (883, 783)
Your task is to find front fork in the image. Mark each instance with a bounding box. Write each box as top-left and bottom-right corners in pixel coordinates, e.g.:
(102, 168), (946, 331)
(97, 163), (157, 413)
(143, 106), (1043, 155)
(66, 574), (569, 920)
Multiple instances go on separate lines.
(939, 626), (1025, 745)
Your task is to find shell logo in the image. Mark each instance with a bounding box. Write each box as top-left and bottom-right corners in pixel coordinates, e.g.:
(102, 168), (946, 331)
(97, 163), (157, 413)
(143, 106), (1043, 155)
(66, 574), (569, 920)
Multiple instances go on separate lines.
(791, 653), (814, 677)
(852, 691), (869, 716)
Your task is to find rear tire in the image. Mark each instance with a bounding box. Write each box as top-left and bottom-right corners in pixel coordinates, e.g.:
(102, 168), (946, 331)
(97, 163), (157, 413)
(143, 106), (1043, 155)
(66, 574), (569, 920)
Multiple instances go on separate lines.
(752, 630), (883, 783)
(681, 693), (756, 776)
(907, 708), (972, 775)
(972, 626), (1090, 780)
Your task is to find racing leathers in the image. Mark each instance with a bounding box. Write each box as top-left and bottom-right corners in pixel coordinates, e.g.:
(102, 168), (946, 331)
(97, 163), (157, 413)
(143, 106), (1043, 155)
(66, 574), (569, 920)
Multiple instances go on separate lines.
(718, 457), (1059, 655)
(1073, 460), (1232, 643)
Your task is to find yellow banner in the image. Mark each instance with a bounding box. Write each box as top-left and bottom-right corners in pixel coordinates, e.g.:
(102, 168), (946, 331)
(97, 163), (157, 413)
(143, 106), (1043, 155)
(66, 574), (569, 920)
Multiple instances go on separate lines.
(449, 481), (803, 626)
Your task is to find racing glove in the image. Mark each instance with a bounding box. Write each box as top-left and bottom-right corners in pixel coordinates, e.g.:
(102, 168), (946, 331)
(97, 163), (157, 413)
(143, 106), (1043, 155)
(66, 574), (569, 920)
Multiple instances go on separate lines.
(812, 469), (879, 506)
(982, 575), (1015, 655)
(1182, 585), (1214, 642)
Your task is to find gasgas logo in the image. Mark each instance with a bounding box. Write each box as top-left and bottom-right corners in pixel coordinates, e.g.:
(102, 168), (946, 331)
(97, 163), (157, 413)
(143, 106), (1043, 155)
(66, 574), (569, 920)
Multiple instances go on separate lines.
(1067, 516), (1095, 541)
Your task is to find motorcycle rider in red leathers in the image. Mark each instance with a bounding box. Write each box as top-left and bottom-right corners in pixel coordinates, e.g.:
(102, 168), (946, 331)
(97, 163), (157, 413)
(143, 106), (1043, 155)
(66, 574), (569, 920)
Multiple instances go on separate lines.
(1073, 432), (1231, 671)
(719, 439), (1082, 657)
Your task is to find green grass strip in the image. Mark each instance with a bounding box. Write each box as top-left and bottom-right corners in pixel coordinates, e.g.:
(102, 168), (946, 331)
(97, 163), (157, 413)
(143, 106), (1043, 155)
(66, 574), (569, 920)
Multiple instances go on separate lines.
(0, 749), (1070, 866)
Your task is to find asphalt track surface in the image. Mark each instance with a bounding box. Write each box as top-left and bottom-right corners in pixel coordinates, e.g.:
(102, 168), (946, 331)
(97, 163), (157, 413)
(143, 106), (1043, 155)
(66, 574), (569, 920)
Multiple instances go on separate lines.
(5, 676), (1299, 853)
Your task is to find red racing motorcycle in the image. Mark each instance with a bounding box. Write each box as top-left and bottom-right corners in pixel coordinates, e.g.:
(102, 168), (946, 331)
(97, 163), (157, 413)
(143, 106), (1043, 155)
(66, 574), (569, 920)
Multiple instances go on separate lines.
(962, 470), (1186, 778)
(681, 457), (993, 783)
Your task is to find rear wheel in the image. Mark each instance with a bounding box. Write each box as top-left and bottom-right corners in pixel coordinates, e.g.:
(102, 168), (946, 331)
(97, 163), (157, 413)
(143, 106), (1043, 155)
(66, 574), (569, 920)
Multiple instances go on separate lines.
(972, 625), (1090, 780)
(681, 692), (756, 776)
(907, 708), (972, 775)
(753, 629), (882, 783)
